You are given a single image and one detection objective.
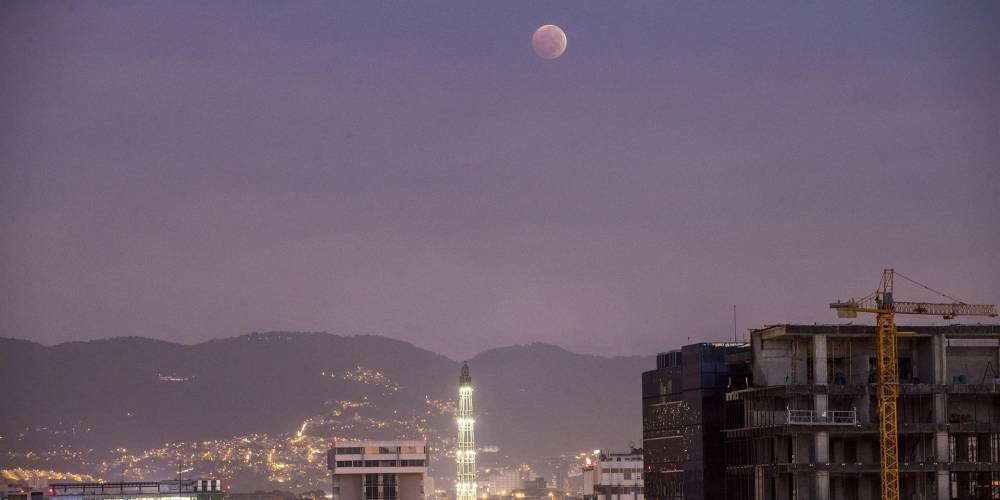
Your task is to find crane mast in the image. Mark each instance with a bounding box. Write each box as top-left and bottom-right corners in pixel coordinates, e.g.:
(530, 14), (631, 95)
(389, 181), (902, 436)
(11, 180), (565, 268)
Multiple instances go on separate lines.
(830, 269), (996, 500)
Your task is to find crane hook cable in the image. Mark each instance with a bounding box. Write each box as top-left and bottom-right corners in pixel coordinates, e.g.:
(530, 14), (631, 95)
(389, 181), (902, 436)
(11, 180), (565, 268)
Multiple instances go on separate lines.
(893, 270), (967, 305)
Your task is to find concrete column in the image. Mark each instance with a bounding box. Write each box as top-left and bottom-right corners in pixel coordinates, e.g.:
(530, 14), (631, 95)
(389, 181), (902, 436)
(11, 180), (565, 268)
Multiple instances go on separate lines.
(813, 334), (828, 386)
(815, 431), (829, 463)
(935, 431), (950, 462)
(931, 334), (947, 384)
(815, 470), (830, 500)
(933, 393), (948, 424)
(936, 469), (950, 500)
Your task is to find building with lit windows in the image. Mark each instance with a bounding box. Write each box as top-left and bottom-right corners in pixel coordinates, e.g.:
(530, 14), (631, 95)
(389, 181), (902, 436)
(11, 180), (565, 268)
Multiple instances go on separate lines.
(2, 483), (43, 500)
(327, 440), (429, 500)
(641, 343), (751, 500)
(456, 362), (476, 500)
(46, 480), (223, 500)
(582, 450), (644, 500)
(480, 468), (522, 498)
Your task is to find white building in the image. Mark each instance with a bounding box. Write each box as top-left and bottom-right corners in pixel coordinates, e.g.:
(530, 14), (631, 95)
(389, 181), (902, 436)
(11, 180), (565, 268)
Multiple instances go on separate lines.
(480, 468), (521, 498)
(327, 440), (428, 500)
(584, 450), (643, 500)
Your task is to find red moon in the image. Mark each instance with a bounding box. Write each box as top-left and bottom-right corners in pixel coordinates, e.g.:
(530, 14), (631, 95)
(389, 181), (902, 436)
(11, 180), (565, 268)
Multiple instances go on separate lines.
(531, 25), (567, 60)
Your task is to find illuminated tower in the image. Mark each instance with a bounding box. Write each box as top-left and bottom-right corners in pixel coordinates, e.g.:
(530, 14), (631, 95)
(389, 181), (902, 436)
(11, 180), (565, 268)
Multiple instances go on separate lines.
(455, 362), (476, 500)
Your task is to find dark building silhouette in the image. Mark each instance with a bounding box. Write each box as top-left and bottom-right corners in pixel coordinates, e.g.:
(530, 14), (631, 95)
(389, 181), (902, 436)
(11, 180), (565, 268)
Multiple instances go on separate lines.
(641, 343), (751, 500)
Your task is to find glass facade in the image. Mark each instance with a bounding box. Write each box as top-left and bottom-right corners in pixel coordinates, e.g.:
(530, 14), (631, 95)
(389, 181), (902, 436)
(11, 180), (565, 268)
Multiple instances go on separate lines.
(333, 446), (424, 455)
(334, 460), (425, 468)
(642, 343), (750, 500)
(362, 474), (397, 500)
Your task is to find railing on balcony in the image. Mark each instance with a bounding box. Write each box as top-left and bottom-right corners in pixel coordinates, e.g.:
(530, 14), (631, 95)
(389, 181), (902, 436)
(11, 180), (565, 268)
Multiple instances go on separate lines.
(787, 408), (857, 425)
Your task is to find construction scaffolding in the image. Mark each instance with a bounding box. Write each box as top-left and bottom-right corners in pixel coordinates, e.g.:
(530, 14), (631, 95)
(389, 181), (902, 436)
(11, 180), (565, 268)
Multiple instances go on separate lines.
(724, 324), (1000, 500)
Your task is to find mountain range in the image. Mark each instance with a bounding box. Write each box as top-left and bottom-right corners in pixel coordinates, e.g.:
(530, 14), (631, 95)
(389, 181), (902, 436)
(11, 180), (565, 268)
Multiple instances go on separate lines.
(0, 332), (653, 489)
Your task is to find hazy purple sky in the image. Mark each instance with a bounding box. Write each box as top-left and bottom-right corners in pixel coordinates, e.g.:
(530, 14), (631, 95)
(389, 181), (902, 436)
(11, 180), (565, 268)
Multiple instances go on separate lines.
(2, 2), (998, 359)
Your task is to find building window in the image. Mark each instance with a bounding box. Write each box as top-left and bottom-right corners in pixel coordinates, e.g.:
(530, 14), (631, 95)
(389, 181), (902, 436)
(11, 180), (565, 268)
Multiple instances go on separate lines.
(363, 474), (398, 500)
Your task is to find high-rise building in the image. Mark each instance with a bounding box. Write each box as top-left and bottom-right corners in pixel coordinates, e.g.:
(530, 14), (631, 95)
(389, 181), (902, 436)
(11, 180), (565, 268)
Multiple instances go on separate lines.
(456, 362), (477, 500)
(327, 440), (429, 500)
(724, 324), (1000, 500)
(641, 343), (751, 500)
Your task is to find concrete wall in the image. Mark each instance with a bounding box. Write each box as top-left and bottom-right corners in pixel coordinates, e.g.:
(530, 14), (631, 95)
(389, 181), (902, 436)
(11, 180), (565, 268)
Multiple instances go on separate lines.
(948, 395), (998, 423)
(946, 345), (1000, 383)
(848, 339), (874, 385)
(336, 476), (361, 500)
(911, 338), (935, 383)
(753, 337), (793, 386)
(398, 474), (424, 500)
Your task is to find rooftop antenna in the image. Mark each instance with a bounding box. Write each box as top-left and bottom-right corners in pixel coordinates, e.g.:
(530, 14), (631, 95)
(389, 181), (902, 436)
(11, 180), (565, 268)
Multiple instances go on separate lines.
(733, 305), (737, 343)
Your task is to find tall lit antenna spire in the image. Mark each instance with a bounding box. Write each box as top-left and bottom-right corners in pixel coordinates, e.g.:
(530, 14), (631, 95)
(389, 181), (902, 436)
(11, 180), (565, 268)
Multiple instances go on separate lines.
(455, 362), (476, 500)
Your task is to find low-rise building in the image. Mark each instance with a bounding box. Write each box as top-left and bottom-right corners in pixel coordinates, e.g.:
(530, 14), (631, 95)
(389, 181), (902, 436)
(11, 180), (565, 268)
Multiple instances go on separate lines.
(583, 450), (643, 500)
(327, 440), (429, 500)
(48, 480), (222, 500)
(3, 483), (43, 500)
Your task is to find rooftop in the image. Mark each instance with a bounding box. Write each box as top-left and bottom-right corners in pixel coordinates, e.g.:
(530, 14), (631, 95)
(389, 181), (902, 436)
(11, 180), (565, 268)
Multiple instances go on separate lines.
(755, 323), (1000, 337)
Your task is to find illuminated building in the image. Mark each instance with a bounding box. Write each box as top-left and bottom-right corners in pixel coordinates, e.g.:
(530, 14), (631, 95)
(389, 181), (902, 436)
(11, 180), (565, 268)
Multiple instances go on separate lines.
(582, 450), (644, 500)
(47, 480), (222, 500)
(326, 440), (428, 500)
(456, 362), (476, 500)
(3, 483), (43, 500)
(481, 468), (520, 498)
(510, 477), (560, 499)
(641, 343), (751, 500)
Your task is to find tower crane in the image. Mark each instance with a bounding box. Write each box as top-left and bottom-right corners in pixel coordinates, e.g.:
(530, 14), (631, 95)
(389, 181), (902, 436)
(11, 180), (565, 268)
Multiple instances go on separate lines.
(830, 269), (996, 500)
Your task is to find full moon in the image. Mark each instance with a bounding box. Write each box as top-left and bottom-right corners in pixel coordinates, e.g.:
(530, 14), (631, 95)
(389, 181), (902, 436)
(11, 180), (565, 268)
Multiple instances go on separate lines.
(531, 25), (567, 60)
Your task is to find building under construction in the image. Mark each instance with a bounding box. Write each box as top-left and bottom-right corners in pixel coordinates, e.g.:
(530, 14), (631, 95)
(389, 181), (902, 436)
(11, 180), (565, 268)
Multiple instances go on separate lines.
(724, 324), (1000, 500)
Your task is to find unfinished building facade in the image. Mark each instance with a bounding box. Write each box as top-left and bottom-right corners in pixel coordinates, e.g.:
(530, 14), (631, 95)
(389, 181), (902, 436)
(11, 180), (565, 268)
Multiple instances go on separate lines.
(724, 324), (1000, 500)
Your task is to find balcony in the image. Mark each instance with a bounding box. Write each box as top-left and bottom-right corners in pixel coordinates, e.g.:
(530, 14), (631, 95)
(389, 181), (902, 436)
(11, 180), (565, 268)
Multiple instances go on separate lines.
(787, 408), (857, 425)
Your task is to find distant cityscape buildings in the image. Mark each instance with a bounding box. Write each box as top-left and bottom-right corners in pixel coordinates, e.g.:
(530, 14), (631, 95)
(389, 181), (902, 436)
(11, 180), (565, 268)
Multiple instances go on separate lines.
(479, 468), (521, 498)
(326, 441), (428, 500)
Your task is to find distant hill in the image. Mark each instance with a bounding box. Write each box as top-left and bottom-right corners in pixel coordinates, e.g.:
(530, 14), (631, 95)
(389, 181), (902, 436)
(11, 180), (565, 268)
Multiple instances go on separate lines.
(0, 333), (652, 489)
